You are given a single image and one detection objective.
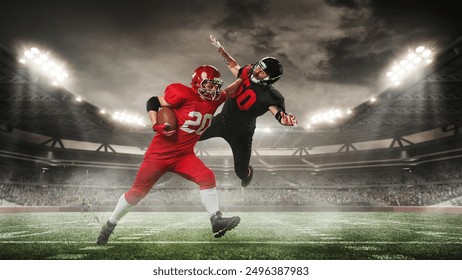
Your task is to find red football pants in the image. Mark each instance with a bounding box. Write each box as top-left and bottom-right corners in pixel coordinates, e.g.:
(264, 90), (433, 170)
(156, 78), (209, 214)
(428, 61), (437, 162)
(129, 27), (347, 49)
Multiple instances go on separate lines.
(124, 154), (216, 205)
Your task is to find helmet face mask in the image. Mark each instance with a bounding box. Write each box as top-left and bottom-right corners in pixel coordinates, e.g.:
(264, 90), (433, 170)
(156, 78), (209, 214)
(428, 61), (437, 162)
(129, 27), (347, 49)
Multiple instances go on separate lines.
(250, 57), (283, 86)
(191, 65), (223, 101)
(198, 78), (223, 101)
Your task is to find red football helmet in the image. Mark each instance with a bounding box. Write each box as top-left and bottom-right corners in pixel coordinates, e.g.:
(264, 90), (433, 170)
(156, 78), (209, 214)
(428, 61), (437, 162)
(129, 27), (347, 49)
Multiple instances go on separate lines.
(191, 65), (223, 101)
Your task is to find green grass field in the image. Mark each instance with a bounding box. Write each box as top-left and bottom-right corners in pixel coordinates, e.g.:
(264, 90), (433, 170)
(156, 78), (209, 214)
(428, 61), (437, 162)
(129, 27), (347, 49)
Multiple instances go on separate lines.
(0, 211), (461, 260)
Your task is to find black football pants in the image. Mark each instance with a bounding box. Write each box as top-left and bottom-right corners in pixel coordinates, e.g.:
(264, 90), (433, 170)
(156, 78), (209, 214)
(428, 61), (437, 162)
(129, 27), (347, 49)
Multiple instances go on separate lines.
(199, 113), (253, 180)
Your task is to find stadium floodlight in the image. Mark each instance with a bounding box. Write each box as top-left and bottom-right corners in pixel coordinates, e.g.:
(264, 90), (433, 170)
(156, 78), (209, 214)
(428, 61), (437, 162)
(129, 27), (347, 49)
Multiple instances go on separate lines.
(385, 45), (433, 86)
(308, 108), (349, 129)
(112, 111), (146, 127)
(310, 109), (343, 124)
(19, 46), (69, 86)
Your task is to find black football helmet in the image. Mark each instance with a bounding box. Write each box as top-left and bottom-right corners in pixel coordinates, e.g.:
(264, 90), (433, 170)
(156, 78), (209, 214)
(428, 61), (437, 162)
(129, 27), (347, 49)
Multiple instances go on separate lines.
(250, 57), (283, 86)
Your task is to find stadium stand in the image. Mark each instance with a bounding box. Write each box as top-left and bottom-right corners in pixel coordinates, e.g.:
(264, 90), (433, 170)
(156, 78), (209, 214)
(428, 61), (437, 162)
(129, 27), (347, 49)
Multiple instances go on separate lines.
(1, 36), (462, 213)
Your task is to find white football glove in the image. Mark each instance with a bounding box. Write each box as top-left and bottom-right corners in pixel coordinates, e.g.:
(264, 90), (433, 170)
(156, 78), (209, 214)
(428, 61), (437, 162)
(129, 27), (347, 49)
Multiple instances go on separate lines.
(209, 35), (223, 49)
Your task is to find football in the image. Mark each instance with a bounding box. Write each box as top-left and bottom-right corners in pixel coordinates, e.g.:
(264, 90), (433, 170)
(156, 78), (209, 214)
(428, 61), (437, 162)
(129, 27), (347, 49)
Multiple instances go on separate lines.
(157, 107), (177, 131)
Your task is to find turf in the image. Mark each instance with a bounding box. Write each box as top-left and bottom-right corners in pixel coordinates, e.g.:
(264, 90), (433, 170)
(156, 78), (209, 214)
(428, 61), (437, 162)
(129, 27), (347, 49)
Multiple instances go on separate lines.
(0, 211), (461, 260)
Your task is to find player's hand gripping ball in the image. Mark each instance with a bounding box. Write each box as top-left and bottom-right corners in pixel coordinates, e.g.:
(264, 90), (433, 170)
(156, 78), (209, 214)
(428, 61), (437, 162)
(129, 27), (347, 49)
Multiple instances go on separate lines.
(153, 107), (177, 136)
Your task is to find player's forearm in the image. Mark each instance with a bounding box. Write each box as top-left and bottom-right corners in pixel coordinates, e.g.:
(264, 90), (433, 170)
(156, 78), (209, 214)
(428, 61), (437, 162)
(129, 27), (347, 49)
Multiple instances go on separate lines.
(269, 106), (280, 117)
(148, 110), (158, 125)
(218, 48), (240, 77)
(210, 35), (240, 76)
(269, 105), (298, 126)
(223, 78), (243, 99)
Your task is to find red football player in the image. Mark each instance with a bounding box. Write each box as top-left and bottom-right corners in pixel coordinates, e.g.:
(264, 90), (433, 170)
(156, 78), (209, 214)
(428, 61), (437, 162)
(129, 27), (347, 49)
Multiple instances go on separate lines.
(97, 65), (242, 244)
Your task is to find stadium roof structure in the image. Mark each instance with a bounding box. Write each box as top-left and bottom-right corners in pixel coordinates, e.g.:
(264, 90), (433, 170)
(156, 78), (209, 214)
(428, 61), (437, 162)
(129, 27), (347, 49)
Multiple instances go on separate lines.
(1, 36), (462, 155)
(0, 45), (150, 150)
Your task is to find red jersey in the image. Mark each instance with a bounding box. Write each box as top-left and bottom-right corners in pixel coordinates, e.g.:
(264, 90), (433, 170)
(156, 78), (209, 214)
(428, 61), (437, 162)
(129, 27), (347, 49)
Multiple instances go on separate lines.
(146, 83), (225, 159)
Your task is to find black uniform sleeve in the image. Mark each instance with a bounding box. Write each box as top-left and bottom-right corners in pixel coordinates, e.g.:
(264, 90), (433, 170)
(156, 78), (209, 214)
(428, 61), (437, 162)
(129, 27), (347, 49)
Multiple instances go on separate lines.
(259, 86), (286, 112)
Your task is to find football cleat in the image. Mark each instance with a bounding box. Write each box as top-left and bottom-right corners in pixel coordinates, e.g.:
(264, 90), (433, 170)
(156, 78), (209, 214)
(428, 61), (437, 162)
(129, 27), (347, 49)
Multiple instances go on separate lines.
(241, 165), (254, 188)
(210, 211), (240, 238)
(97, 220), (117, 245)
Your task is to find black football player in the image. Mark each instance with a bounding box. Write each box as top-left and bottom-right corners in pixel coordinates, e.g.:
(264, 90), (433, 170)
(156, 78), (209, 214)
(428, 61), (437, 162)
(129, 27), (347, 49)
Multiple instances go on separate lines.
(199, 35), (297, 188)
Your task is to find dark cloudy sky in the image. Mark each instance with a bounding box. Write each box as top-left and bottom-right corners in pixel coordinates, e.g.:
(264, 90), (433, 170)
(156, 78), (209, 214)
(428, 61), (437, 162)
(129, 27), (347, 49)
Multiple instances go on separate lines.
(1, 0), (461, 126)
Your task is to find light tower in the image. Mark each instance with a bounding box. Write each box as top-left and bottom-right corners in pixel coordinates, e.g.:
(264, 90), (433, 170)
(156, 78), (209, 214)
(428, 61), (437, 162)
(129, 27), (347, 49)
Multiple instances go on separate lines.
(19, 46), (69, 86)
(385, 45), (433, 86)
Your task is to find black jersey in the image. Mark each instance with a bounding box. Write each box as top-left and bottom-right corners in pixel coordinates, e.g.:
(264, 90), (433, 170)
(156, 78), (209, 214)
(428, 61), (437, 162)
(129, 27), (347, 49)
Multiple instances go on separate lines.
(220, 65), (285, 132)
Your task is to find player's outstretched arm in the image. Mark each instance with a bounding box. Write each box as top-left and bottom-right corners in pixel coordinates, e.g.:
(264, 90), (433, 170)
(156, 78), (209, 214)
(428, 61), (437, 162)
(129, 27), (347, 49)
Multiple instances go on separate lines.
(210, 35), (240, 77)
(222, 78), (243, 99)
(269, 105), (298, 126)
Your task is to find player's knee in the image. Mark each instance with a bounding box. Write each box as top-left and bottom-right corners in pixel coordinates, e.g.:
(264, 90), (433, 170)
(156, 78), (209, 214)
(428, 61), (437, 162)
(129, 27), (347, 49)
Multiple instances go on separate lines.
(198, 169), (216, 190)
(125, 189), (147, 205)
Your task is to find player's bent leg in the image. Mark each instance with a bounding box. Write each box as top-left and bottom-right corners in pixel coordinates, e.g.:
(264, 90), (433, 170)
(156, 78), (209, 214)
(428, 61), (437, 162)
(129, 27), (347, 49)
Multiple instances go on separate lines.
(173, 155), (240, 237)
(229, 138), (253, 187)
(97, 159), (168, 245)
(125, 159), (167, 204)
(175, 155), (219, 215)
(210, 211), (240, 238)
(173, 154), (217, 188)
(198, 114), (225, 142)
